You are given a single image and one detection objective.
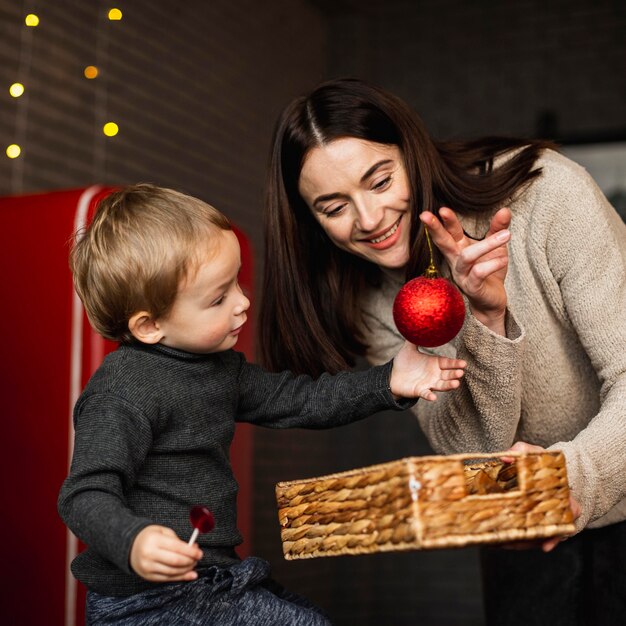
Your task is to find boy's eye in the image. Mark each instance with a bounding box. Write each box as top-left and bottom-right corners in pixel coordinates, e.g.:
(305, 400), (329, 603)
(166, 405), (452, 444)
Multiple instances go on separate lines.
(211, 295), (225, 306)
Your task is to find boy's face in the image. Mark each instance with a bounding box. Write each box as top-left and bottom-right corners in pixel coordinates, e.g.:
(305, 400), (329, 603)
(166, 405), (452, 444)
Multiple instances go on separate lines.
(157, 230), (250, 354)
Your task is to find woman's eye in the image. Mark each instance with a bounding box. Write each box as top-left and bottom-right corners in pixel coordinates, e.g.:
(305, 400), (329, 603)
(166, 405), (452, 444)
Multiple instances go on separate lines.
(372, 176), (392, 191)
(324, 204), (347, 218)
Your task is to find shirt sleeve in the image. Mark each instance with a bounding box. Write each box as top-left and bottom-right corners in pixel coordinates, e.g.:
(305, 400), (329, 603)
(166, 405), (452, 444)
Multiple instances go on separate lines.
(227, 354), (415, 428)
(57, 393), (154, 574)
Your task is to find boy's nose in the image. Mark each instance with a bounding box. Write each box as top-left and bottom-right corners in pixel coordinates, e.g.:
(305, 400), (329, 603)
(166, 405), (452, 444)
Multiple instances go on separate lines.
(237, 292), (250, 314)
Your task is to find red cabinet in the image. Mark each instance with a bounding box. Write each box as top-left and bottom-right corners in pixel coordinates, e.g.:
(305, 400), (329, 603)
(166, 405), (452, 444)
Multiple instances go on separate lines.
(0, 187), (253, 626)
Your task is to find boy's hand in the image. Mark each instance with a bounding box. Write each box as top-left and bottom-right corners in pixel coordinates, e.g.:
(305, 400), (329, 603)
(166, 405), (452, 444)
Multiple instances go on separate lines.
(130, 525), (203, 582)
(390, 341), (466, 401)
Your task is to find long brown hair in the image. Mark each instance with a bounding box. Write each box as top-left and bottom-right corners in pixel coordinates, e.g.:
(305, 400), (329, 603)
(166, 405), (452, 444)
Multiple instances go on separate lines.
(260, 77), (554, 376)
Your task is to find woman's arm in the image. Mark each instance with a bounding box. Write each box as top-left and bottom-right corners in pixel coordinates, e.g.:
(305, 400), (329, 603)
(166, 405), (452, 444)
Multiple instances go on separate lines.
(540, 163), (626, 530)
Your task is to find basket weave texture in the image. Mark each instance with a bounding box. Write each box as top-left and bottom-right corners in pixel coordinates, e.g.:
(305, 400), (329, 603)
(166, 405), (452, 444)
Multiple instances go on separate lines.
(276, 451), (575, 560)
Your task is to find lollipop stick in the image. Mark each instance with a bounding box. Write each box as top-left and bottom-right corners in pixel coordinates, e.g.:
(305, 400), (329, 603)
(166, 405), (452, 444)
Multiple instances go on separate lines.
(188, 528), (199, 546)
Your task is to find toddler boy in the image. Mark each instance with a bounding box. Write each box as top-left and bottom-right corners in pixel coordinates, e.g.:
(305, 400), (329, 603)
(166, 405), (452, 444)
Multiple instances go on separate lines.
(58, 184), (465, 624)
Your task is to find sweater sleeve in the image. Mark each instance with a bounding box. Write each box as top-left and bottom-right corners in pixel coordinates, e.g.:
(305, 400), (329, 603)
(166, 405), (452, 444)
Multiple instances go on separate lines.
(543, 165), (626, 529)
(363, 293), (527, 454)
(227, 354), (414, 428)
(57, 393), (155, 574)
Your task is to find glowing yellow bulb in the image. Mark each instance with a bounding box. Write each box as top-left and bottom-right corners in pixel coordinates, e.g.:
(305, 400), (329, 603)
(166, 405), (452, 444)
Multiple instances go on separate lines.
(6, 144), (22, 159)
(9, 83), (25, 97)
(25, 14), (39, 27)
(108, 8), (122, 20)
(84, 66), (99, 79)
(103, 122), (119, 137)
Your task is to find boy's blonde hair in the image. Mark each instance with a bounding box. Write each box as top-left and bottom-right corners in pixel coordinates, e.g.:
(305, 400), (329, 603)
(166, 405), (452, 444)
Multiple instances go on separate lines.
(70, 183), (231, 342)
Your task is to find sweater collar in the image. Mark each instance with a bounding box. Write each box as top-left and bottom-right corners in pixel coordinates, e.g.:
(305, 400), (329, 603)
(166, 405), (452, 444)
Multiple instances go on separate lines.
(124, 341), (217, 361)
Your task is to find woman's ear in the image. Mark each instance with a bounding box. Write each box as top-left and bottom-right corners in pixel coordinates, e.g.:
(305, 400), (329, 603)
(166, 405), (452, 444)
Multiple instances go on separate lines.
(128, 311), (163, 344)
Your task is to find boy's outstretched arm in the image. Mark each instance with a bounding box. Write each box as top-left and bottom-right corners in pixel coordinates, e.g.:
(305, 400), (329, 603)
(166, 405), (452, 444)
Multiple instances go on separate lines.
(390, 341), (466, 402)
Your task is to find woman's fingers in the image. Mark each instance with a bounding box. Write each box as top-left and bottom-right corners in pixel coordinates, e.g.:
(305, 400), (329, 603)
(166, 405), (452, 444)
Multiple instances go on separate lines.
(419, 211), (459, 256)
(509, 441), (545, 454)
(485, 207), (512, 238)
(438, 207), (466, 242)
(466, 256), (509, 283)
(457, 230), (510, 268)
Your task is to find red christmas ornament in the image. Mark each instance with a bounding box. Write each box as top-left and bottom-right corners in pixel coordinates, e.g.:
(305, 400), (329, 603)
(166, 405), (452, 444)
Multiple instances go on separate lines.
(393, 228), (466, 347)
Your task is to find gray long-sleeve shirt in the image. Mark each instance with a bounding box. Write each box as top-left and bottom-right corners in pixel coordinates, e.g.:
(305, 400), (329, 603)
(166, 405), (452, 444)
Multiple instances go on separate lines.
(58, 342), (411, 596)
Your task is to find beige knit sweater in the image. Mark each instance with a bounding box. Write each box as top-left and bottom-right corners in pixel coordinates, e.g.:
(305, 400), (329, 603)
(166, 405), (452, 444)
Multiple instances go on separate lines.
(361, 150), (626, 532)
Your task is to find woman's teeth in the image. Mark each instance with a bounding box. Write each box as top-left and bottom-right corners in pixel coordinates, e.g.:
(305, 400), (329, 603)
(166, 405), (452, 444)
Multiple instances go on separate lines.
(370, 220), (399, 244)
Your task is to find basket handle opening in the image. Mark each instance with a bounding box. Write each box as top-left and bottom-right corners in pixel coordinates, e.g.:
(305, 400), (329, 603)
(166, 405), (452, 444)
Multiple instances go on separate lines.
(463, 458), (520, 495)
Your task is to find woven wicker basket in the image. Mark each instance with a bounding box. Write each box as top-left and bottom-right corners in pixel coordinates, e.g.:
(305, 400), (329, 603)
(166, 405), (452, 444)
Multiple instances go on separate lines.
(276, 451), (575, 560)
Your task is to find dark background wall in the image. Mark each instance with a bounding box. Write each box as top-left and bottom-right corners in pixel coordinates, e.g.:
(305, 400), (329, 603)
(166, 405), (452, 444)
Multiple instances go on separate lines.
(0, 0), (327, 259)
(315, 0), (626, 142)
(1, 1), (624, 625)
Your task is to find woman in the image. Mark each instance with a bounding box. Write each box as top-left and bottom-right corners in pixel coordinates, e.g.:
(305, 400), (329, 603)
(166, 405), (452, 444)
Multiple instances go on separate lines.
(259, 78), (626, 625)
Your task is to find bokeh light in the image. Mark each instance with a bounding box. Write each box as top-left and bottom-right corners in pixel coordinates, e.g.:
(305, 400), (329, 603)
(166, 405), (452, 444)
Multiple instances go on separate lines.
(9, 83), (25, 97)
(6, 144), (22, 158)
(108, 8), (122, 21)
(25, 14), (39, 27)
(103, 122), (119, 137)
(84, 66), (99, 79)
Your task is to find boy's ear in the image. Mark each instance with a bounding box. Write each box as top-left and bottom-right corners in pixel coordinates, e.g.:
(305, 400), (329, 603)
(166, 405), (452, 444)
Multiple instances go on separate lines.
(128, 311), (163, 344)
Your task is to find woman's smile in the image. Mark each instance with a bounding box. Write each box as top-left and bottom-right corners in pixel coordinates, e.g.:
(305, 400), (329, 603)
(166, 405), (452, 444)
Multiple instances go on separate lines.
(360, 215), (403, 249)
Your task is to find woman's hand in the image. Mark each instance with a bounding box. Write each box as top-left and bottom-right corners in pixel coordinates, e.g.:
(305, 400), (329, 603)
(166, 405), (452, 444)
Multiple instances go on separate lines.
(419, 207), (511, 335)
(390, 341), (466, 401)
(504, 441), (582, 552)
(130, 525), (203, 582)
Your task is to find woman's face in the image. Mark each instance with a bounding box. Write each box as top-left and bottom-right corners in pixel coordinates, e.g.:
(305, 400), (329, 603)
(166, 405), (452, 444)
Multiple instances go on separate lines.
(298, 138), (411, 269)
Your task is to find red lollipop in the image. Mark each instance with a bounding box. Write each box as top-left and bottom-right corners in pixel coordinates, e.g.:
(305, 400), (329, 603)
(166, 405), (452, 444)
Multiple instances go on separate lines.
(393, 228), (466, 347)
(188, 505), (215, 545)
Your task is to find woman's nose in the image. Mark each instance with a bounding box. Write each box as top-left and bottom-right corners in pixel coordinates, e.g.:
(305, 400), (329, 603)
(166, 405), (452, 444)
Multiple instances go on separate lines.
(354, 198), (383, 232)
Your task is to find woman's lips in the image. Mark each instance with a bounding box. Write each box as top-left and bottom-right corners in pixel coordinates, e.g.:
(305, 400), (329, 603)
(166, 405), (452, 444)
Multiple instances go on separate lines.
(361, 217), (403, 250)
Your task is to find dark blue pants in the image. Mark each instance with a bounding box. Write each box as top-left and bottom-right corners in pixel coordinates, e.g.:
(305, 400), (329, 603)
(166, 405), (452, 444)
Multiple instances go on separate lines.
(481, 520), (626, 626)
(87, 557), (331, 625)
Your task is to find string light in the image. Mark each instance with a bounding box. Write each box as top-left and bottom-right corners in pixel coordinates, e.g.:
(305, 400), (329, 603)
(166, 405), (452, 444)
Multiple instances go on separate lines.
(108, 8), (122, 21)
(6, 144), (22, 159)
(9, 83), (25, 97)
(84, 66), (98, 79)
(103, 122), (119, 137)
(25, 14), (39, 27)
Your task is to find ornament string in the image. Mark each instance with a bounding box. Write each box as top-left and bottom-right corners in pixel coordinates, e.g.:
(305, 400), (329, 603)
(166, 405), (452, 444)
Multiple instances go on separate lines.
(423, 227), (438, 278)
